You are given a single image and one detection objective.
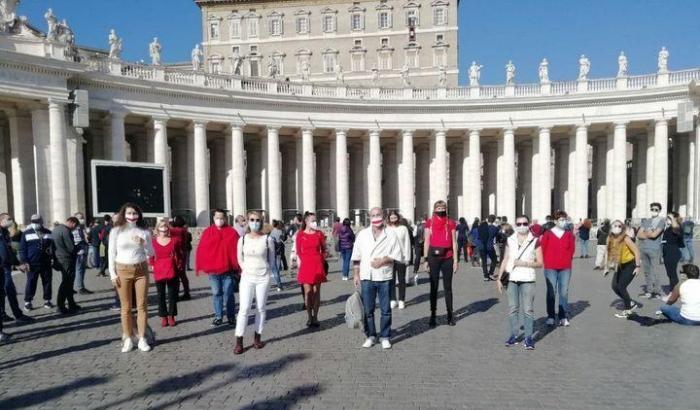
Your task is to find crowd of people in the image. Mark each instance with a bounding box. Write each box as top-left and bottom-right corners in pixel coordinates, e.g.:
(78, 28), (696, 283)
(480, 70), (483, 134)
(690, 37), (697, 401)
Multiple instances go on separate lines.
(0, 199), (698, 350)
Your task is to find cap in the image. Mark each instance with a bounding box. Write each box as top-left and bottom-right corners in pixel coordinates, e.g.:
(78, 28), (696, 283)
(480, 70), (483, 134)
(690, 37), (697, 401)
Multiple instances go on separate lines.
(30, 214), (42, 223)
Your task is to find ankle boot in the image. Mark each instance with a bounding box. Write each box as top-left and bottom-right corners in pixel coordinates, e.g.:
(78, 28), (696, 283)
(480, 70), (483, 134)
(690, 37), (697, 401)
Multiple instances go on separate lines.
(253, 332), (265, 349)
(161, 317), (168, 327)
(447, 311), (456, 326)
(429, 312), (437, 328)
(168, 316), (176, 327)
(233, 336), (244, 355)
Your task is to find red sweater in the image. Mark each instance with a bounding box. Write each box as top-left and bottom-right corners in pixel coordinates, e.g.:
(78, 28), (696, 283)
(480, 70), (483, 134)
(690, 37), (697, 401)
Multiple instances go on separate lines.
(195, 225), (240, 275)
(540, 229), (575, 270)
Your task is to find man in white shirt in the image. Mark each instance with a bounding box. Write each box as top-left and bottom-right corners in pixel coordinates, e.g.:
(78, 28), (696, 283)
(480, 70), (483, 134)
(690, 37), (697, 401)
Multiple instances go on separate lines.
(352, 207), (402, 349)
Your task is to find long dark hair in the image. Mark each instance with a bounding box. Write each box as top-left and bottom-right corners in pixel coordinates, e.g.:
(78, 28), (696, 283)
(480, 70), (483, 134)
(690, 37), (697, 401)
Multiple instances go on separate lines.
(387, 210), (401, 226)
(301, 211), (315, 231)
(114, 202), (148, 229)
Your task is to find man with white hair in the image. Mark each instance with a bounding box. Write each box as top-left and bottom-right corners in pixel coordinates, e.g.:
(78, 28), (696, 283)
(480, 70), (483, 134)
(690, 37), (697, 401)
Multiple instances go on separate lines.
(352, 207), (402, 349)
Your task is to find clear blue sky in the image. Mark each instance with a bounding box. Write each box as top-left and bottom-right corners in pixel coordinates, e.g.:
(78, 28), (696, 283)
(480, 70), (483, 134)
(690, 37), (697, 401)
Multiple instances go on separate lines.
(18, 1), (700, 85)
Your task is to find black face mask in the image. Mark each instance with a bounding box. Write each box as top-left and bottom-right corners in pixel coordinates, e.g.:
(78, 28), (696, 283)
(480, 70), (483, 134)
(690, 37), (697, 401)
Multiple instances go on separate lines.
(434, 211), (447, 217)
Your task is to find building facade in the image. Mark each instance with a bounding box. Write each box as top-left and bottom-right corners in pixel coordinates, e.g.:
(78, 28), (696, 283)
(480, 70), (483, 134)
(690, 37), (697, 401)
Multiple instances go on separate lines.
(0, 5), (699, 230)
(196, 0), (460, 87)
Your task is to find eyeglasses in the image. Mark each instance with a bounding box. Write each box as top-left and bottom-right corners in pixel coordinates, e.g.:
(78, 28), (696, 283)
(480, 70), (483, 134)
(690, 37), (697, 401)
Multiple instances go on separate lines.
(515, 222), (529, 227)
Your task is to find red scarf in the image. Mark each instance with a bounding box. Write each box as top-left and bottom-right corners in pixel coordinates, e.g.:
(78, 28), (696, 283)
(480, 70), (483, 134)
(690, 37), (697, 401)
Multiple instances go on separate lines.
(195, 225), (240, 275)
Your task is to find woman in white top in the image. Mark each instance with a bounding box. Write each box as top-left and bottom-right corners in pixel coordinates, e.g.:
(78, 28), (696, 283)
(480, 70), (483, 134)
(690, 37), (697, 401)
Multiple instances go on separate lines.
(108, 203), (154, 353)
(234, 211), (277, 354)
(496, 215), (543, 350)
(386, 211), (412, 309)
(660, 264), (700, 325)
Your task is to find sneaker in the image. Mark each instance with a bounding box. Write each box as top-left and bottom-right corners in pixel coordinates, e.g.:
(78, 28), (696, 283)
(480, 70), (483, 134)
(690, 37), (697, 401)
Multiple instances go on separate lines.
(2, 313), (14, 322)
(483, 277), (490, 282)
(110, 305), (121, 311)
(640, 292), (653, 299)
(380, 338), (392, 349)
(614, 310), (631, 319)
(0, 332), (11, 344)
(560, 318), (570, 327)
(629, 302), (639, 311)
(78, 288), (94, 295)
(390, 301), (398, 309)
(413, 274), (420, 285)
(121, 337), (134, 353)
(211, 318), (223, 327)
(362, 336), (376, 348)
(342, 277), (349, 281)
(43, 301), (54, 309)
(398, 301), (405, 310)
(276, 287), (283, 292)
(524, 337), (535, 350)
(545, 318), (555, 326)
(137, 338), (151, 352)
(650, 293), (662, 300)
(505, 335), (518, 347)
(23, 302), (33, 312)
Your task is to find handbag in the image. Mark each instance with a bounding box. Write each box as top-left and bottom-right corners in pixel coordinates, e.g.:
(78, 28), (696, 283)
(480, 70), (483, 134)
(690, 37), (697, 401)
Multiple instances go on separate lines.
(501, 238), (536, 288)
(429, 246), (450, 258)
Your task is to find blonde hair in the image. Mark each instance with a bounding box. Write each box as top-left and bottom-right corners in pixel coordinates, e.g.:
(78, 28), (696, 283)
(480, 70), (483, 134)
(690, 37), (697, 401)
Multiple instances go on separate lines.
(155, 220), (170, 236)
(606, 219), (627, 265)
(433, 200), (447, 210)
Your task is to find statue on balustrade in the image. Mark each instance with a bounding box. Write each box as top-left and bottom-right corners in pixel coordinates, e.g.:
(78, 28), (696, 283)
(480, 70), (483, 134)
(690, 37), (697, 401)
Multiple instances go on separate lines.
(617, 51), (628, 77)
(539, 58), (549, 83)
(267, 57), (279, 78)
(149, 37), (162, 66)
(400, 65), (411, 87)
(191, 44), (203, 71)
(335, 63), (344, 83)
(231, 49), (242, 75)
(658, 46), (669, 73)
(109, 29), (123, 60)
(300, 59), (311, 81)
(469, 61), (483, 86)
(371, 67), (380, 83)
(44, 8), (57, 41)
(0, 0), (20, 33)
(505, 60), (516, 85)
(56, 19), (74, 45)
(578, 55), (590, 80)
(438, 66), (447, 87)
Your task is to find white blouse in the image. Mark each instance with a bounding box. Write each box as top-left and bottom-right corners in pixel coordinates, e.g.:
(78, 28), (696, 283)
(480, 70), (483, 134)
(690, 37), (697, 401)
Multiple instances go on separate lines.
(505, 233), (538, 283)
(108, 224), (154, 280)
(386, 225), (412, 264)
(237, 234), (276, 277)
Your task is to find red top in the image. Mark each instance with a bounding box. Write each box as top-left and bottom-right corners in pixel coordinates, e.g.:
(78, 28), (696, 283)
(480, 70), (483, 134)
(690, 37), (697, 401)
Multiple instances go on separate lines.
(195, 225), (241, 275)
(169, 226), (188, 272)
(426, 216), (457, 258)
(540, 229), (576, 270)
(150, 237), (180, 282)
(296, 230), (327, 285)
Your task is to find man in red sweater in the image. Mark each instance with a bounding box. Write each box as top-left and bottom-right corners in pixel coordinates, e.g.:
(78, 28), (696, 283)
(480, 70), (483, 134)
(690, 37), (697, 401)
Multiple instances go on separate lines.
(196, 209), (241, 327)
(540, 210), (576, 327)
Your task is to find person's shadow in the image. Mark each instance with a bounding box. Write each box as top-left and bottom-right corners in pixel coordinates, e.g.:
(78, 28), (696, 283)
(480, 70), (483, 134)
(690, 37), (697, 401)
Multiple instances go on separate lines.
(532, 300), (591, 342)
(626, 312), (671, 327)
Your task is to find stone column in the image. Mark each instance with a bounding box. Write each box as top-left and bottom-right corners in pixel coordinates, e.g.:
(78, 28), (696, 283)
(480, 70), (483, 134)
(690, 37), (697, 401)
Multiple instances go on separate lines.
(7, 111), (35, 224)
(499, 128), (516, 222)
(65, 126), (85, 214)
(193, 121), (210, 226)
(152, 117), (171, 215)
(694, 120), (700, 218)
(367, 129), (382, 209)
(301, 128), (316, 212)
(537, 127), (552, 221)
(398, 129), (415, 222)
(653, 119), (668, 211)
(108, 110), (127, 162)
(594, 138), (607, 220)
(433, 129), (448, 202)
(613, 122), (628, 220)
(335, 129), (350, 220)
(267, 127), (282, 221)
(567, 132), (576, 216)
(605, 128), (614, 220)
(688, 127), (697, 218)
(634, 136), (648, 218)
(230, 123), (246, 217)
(464, 129), (481, 221)
(574, 124), (589, 220)
(48, 100), (69, 223)
(645, 124), (655, 214)
(519, 142), (533, 217)
(678, 134), (690, 216)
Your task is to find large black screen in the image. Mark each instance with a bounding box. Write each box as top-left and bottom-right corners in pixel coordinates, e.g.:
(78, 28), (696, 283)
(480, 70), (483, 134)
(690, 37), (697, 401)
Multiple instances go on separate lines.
(94, 164), (165, 214)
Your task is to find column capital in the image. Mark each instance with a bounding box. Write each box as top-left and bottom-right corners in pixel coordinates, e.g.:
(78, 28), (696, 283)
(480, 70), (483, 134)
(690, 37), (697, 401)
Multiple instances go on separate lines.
(149, 116), (169, 128)
(502, 127), (515, 135)
(432, 129), (447, 137)
(300, 127), (314, 134)
(654, 118), (668, 126)
(367, 128), (381, 137)
(538, 126), (552, 133)
(191, 120), (209, 129)
(334, 128), (349, 135)
(401, 129), (415, 135)
(227, 121), (244, 132)
(467, 128), (482, 135)
(107, 108), (129, 120)
(614, 121), (629, 129)
(575, 123), (589, 131)
(266, 126), (280, 133)
(47, 97), (68, 108)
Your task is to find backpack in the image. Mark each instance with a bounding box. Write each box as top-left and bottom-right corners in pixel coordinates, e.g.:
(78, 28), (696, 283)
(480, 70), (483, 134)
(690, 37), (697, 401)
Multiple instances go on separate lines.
(345, 290), (364, 331)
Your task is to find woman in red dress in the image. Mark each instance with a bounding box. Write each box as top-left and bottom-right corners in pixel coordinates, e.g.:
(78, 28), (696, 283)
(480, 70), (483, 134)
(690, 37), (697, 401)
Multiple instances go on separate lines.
(296, 212), (327, 327)
(150, 220), (181, 328)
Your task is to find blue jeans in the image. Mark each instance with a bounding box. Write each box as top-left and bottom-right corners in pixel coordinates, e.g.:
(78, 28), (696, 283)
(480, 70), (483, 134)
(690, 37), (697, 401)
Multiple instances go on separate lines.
(544, 269), (571, 320)
(660, 304), (700, 326)
(270, 259), (282, 288)
(361, 279), (392, 339)
(208, 273), (237, 321)
(682, 238), (694, 262)
(579, 239), (589, 257)
(340, 249), (353, 278)
(507, 281), (536, 338)
(74, 253), (87, 290)
(88, 245), (100, 268)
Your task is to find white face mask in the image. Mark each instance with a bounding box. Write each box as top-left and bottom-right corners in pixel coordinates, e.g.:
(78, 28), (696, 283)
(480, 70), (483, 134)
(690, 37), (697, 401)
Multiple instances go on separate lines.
(214, 218), (225, 227)
(309, 221), (318, 230)
(557, 220), (568, 230)
(611, 226), (623, 235)
(515, 225), (529, 234)
(250, 221), (262, 232)
(650, 210), (660, 218)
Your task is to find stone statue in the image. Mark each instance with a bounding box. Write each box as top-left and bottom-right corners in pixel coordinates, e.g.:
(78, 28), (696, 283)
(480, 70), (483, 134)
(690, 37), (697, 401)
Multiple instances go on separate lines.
(300, 59), (310, 81)
(44, 8), (57, 41)
(617, 51), (628, 77)
(231, 49), (242, 75)
(191, 44), (203, 71)
(505, 60), (516, 85)
(371, 67), (379, 83)
(578, 54), (590, 80)
(400, 65), (410, 87)
(108, 29), (123, 60)
(0, 0), (20, 32)
(438, 66), (447, 87)
(468, 61), (483, 86)
(334, 63), (344, 83)
(658, 46), (669, 73)
(267, 57), (278, 78)
(149, 37), (162, 66)
(538, 58), (549, 83)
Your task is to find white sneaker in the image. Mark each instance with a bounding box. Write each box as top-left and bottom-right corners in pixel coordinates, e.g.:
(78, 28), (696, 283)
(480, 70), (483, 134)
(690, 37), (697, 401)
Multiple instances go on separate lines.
(138, 338), (151, 352)
(614, 310), (631, 319)
(121, 337), (134, 353)
(661, 294), (670, 303)
(380, 338), (392, 349)
(362, 337), (376, 348)
(560, 318), (570, 327)
(398, 301), (405, 310)
(390, 300), (398, 309)
(545, 318), (555, 326)
(342, 277), (349, 281)
(413, 274), (420, 285)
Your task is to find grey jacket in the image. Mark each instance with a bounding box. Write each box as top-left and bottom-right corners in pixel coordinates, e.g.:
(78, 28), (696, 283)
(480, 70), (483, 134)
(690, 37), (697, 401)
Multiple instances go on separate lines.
(52, 224), (76, 265)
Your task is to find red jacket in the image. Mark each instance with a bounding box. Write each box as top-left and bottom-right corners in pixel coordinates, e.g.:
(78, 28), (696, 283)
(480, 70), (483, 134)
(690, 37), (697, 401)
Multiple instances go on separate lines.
(169, 226), (188, 271)
(195, 225), (240, 275)
(540, 229), (575, 270)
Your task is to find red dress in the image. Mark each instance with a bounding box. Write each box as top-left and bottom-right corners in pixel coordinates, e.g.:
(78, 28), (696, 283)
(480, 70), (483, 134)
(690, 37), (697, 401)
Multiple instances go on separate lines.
(150, 237), (180, 282)
(296, 230), (327, 285)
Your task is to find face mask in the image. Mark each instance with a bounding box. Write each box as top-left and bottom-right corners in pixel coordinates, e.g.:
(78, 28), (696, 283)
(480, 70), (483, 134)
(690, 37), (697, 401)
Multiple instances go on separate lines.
(158, 228), (168, 234)
(557, 221), (568, 230)
(250, 221), (261, 232)
(611, 226), (622, 235)
(435, 211), (447, 217)
(31, 223), (41, 230)
(515, 226), (529, 234)
(309, 221), (318, 230)
(214, 218), (225, 227)
(1, 219), (12, 228)
(370, 216), (383, 226)
(650, 211), (659, 217)
(125, 216), (138, 224)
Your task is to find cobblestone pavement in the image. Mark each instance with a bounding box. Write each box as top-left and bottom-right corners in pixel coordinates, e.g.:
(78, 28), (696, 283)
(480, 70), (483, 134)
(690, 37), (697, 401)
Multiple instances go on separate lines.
(1, 244), (699, 410)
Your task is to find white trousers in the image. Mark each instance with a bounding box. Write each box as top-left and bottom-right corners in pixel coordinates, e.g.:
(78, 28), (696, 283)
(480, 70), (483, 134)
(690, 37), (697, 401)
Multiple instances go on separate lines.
(234, 274), (271, 337)
(595, 245), (607, 268)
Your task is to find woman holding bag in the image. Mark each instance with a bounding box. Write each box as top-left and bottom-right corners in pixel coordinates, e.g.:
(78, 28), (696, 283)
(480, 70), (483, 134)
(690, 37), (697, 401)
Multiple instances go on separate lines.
(150, 220), (180, 328)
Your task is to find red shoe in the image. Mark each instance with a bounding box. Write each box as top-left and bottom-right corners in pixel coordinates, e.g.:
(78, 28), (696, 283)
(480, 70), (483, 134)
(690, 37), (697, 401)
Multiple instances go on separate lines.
(161, 317), (168, 327)
(168, 316), (176, 327)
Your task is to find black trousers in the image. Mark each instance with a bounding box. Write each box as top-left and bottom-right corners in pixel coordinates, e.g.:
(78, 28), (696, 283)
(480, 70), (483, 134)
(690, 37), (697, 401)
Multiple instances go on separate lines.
(611, 261), (636, 309)
(99, 246), (109, 274)
(0, 266), (5, 332)
(389, 262), (407, 302)
(176, 268), (190, 297)
(480, 248), (497, 278)
(428, 255), (453, 314)
(413, 243), (424, 273)
(457, 239), (468, 262)
(156, 278), (178, 317)
(56, 260), (77, 310)
(25, 265), (52, 303)
(663, 246), (681, 291)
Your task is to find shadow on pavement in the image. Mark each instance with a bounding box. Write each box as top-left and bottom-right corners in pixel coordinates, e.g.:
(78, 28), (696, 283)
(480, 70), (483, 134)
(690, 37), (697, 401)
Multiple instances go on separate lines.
(0, 376), (112, 409)
(626, 313), (671, 327)
(0, 338), (119, 371)
(532, 300), (591, 342)
(239, 383), (324, 410)
(264, 313), (346, 345)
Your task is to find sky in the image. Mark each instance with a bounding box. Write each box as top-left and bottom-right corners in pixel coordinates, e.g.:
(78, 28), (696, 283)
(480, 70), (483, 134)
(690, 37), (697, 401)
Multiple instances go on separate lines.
(17, 0), (700, 85)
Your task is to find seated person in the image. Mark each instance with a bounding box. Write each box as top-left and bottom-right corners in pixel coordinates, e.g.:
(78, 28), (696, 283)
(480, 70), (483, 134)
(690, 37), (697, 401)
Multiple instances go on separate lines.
(659, 264), (700, 326)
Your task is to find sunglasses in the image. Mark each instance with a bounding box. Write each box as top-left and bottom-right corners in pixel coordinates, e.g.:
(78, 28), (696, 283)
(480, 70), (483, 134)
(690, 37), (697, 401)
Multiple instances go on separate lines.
(249, 219), (260, 222)
(515, 222), (529, 227)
